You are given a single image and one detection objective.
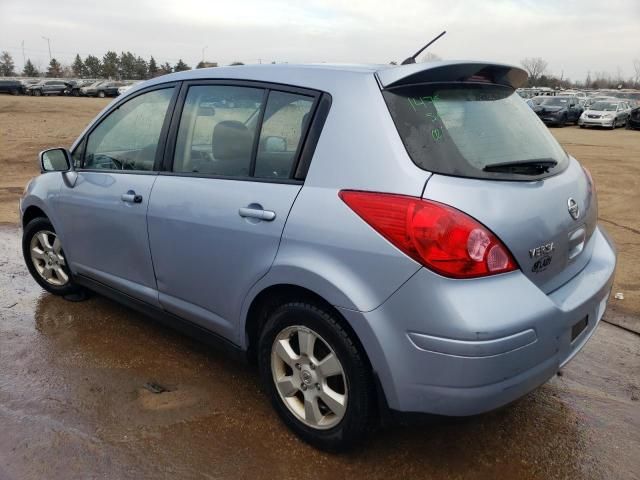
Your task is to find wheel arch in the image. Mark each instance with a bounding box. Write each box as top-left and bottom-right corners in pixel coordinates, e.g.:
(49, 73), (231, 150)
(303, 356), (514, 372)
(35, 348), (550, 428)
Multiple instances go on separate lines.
(243, 283), (372, 371)
(22, 205), (49, 227)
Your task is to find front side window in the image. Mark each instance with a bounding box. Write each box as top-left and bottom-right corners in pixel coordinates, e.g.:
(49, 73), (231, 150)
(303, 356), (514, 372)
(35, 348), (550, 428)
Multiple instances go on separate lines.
(255, 91), (314, 178)
(84, 87), (175, 171)
(383, 83), (568, 180)
(173, 85), (265, 176)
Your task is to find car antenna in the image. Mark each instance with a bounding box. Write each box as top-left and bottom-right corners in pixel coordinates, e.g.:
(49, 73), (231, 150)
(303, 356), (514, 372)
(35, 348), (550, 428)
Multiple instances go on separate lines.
(400, 31), (447, 65)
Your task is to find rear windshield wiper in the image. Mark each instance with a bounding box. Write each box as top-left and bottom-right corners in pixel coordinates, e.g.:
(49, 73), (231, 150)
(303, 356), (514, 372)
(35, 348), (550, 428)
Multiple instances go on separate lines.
(483, 159), (558, 174)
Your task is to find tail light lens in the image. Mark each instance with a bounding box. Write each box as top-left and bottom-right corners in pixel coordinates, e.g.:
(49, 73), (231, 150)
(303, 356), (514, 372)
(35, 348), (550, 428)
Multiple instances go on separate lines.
(339, 190), (518, 279)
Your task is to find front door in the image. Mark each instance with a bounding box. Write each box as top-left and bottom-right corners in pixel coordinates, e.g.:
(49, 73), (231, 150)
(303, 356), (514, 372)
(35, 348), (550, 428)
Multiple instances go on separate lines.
(57, 85), (177, 305)
(147, 83), (316, 341)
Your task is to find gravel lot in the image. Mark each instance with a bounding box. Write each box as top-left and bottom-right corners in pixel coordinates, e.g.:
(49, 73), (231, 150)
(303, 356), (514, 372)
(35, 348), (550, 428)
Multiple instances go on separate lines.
(0, 95), (638, 479)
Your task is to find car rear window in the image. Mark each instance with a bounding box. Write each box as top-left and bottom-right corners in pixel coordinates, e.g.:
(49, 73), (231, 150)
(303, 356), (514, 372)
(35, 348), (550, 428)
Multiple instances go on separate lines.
(383, 83), (569, 180)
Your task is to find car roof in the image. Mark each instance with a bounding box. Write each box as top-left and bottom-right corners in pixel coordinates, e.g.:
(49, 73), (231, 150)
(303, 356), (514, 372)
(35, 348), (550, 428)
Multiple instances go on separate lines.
(130, 61), (526, 97)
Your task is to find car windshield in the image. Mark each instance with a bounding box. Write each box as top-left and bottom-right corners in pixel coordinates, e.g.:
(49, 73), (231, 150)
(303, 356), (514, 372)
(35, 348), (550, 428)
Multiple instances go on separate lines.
(591, 102), (618, 111)
(383, 83), (568, 180)
(541, 97), (570, 106)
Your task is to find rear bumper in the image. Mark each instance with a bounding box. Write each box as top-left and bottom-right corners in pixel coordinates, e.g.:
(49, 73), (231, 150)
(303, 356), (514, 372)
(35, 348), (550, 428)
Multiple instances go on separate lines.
(339, 226), (616, 416)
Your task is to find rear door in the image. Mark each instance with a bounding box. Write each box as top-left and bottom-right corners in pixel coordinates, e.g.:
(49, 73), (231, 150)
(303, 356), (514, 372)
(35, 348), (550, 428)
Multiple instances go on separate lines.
(379, 64), (597, 293)
(58, 85), (178, 305)
(147, 82), (318, 339)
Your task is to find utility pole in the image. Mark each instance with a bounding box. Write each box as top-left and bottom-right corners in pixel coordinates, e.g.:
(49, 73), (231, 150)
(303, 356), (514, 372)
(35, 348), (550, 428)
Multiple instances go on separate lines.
(41, 36), (51, 61)
(21, 40), (26, 69)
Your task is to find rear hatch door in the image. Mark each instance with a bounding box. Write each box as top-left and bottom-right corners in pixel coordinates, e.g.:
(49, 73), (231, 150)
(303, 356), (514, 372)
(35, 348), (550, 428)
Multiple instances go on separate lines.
(379, 62), (597, 293)
(423, 164), (597, 293)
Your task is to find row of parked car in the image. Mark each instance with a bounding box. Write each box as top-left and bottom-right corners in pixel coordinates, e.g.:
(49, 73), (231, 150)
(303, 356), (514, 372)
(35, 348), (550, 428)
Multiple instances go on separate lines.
(520, 91), (640, 130)
(0, 78), (138, 98)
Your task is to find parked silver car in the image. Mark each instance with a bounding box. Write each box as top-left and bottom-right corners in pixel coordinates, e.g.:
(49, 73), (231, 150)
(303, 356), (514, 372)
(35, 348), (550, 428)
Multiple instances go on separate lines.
(20, 61), (616, 450)
(579, 100), (631, 128)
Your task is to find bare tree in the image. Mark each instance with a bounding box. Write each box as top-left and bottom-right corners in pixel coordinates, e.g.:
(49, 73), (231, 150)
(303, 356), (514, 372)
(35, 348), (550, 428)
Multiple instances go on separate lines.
(634, 59), (640, 87)
(419, 52), (441, 63)
(520, 57), (548, 85)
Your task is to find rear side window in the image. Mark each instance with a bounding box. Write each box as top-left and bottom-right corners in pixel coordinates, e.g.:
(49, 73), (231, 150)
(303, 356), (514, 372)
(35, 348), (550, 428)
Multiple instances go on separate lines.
(173, 85), (265, 176)
(383, 83), (568, 180)
(255, 91), (314, 179)
(172, 85), (316, 180)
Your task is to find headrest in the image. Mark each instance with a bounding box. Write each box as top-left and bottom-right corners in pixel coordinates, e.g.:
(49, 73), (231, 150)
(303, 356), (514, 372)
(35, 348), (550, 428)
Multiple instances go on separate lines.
(212, 120), (253, 160)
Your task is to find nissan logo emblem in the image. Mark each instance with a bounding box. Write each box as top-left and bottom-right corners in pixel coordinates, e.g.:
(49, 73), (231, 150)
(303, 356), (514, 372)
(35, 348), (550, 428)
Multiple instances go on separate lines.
(567, 197), (580, 220)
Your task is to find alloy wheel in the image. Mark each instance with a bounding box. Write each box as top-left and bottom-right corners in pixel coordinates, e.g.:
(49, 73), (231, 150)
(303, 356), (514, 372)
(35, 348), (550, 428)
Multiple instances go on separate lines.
(29, 230), (69, 286)
(271, 325), (348, 430)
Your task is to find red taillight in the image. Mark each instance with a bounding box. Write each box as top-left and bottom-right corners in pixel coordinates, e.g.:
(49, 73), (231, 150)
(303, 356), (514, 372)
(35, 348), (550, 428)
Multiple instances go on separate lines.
(339, 190), (518, 279)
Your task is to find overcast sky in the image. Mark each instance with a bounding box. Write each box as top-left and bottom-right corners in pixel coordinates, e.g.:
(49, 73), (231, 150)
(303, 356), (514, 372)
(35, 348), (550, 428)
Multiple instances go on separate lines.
(1, 0), (639, 81)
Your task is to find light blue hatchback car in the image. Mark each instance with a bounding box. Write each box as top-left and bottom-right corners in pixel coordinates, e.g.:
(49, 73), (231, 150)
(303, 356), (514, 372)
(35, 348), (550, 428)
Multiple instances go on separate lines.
(20, 61), (616, 450)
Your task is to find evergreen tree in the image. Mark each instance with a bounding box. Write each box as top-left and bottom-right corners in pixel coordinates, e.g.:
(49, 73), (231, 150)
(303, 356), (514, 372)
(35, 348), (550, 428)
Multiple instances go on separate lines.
(174, 59), (190, 72)
(46, 58), (63, 77)
(133, 56), (148, 79)
(159, 62), (173, 75)
(119, 51), (136, 79)
(148, 56), (158, 77)
(23, 59), (39, 77)
(0, 51), (15, 76)
(84, 55), (102, 77)
(72, 54), (85, 77)
(229, 61), (244, 66)
(102, 51), (119, 78)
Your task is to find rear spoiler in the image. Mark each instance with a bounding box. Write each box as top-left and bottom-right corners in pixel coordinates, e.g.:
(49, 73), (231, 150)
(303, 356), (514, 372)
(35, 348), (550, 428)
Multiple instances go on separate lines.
(376, 61), (528, 90)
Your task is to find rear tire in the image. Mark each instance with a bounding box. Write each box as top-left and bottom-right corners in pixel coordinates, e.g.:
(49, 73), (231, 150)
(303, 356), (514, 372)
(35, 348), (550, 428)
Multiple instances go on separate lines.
(258, 302), (375, 451)
(22, 217), (81, 297)
(98, 90), (105, 98)
(34, 89), (42, 97)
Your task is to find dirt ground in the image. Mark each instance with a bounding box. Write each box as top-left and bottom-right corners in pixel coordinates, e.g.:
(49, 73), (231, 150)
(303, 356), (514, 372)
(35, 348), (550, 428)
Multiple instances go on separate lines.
(0, 95), (639, 479)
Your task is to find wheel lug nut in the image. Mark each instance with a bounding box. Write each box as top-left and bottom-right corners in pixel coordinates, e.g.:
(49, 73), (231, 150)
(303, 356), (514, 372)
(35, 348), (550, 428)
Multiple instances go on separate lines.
(301, 384), (307, 391)
(315, 383), (321, 390)
(310, 363), (315, 370)
(295, 363), (301, 370)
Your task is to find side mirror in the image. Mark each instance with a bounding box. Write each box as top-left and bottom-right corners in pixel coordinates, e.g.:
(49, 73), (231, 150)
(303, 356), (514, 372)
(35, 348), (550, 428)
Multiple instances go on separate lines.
(40, 148), (72, 173)
(263, 136), (287, 153)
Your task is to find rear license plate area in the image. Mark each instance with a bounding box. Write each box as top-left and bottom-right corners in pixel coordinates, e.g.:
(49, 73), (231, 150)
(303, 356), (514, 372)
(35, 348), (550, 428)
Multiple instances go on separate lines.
(571, 316), (588, 342)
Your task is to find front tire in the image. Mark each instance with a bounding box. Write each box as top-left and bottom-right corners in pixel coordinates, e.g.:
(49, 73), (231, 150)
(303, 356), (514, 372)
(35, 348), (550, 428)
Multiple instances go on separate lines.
(258, 302), (375, 451)
(22, 217), (81, 296)
(97, 90), (105, 98)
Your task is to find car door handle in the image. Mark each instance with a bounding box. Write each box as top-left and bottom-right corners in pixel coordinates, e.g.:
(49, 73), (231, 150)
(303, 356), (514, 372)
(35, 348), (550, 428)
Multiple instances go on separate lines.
(238, 207), (276, 221)
(121, 190), (143, 204)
